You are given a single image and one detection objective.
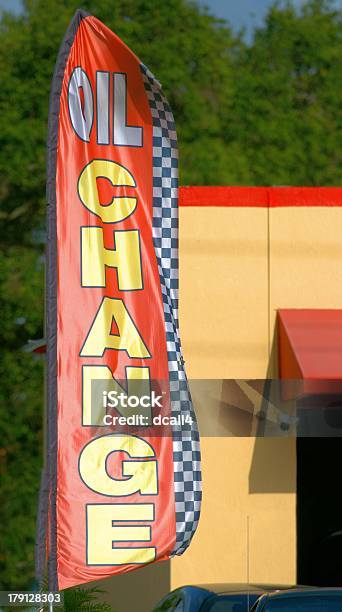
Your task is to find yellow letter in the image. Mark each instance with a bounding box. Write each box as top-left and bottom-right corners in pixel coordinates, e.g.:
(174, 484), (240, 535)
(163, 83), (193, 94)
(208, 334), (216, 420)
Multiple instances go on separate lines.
(80, 298), (150, 358)
(81, 228), (142, 290)
(87, 504), (155, 565)
(78, 159), (137, 223)
(82, 365), (150, 426)
(79, 434), (158, 496)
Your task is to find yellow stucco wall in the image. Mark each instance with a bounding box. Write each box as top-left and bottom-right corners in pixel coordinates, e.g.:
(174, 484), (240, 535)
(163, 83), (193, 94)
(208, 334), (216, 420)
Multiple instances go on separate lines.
(171, 437), (296, 587)
(269, 207), (342, 321)
(180, 207), (269, 379)
(172, 205), (342, 589)
(171, 206), (299, 590)
(267, 207), (342, 375)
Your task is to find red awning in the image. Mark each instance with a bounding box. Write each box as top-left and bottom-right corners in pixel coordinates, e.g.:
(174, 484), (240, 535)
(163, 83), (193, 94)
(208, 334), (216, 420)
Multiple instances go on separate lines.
(278, 309), (342, 398)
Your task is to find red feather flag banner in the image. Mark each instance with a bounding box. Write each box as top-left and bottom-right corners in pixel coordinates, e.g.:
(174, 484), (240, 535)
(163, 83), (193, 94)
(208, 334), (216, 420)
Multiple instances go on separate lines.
(36, 9), (201, 590)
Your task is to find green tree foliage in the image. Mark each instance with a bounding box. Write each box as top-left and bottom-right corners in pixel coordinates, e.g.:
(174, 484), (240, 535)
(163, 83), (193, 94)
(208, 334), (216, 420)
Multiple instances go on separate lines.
(0, 0), (340, 593)
(229, 0), (342, 185)
(62, 586), (115, 611)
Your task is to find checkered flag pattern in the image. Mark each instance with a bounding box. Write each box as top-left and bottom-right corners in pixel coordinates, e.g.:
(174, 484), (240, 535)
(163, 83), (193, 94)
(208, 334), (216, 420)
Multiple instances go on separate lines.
(140, 64), (202, 555)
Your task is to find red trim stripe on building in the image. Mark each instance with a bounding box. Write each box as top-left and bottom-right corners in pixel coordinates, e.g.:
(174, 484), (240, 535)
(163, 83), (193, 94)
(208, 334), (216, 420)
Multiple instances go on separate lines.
(179, 187), (342, 207)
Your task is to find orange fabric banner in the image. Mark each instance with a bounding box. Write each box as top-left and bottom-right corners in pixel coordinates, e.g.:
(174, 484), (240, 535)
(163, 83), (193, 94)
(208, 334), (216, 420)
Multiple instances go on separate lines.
(40, 10), (201, 590)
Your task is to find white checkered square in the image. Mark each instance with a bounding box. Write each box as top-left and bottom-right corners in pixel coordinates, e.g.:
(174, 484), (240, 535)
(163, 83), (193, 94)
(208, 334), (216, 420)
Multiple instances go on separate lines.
(141, 64), (202, 555)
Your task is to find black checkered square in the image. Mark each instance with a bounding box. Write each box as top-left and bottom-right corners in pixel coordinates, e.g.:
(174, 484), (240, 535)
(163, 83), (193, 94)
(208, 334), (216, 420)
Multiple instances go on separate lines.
(141, 64), (202, 555)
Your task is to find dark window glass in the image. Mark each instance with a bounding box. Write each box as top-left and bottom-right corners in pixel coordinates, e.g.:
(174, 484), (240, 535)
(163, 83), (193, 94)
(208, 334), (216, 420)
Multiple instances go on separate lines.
(264, 595), (342, 611)
(201, 594), (253, 612)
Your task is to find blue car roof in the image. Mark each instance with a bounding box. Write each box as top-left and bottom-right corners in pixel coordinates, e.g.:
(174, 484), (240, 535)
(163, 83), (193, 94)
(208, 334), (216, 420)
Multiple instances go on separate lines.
(193, 583), (296, 594)
(268, 588), (342, 599)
